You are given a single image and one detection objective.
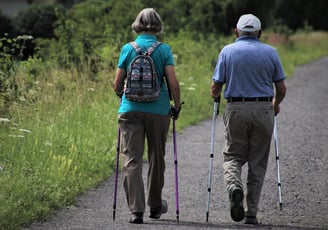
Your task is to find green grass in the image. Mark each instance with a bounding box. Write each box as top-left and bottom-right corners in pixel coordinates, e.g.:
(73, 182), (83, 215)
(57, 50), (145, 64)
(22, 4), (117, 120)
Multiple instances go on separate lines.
(1, 31), (328, 229)
(265, 31), (328, 77)
(0, 68), (119, 228)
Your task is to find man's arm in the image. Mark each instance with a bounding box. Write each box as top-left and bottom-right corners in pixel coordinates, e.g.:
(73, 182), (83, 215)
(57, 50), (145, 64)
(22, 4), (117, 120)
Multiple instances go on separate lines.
(210, 81), (223, 99)
(273, 80), (287, 115)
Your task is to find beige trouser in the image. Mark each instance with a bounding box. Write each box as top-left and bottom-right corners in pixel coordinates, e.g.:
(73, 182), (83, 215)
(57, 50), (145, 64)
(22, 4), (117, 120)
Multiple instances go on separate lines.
(118, 112), (170, 213)
(222, 101), (274, 217)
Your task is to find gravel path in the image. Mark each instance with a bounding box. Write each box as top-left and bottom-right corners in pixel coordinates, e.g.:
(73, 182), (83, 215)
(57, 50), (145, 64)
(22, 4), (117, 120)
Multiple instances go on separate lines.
(26, 57), (328, 230)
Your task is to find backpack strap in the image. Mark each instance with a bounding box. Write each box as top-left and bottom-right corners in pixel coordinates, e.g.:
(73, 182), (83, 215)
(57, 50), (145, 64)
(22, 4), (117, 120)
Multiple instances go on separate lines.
(146, 41), (161, 55)
(130, 41), (142, 54)
(130, 41), (161, 55)
(147, 42), (172, 100)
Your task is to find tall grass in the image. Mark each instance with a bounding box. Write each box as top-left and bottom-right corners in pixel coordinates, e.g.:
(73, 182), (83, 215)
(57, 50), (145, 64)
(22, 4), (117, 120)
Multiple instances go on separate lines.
(1, 31), (328, 229)
(0, 67), (119, 228)
(263, 31), (328, 76)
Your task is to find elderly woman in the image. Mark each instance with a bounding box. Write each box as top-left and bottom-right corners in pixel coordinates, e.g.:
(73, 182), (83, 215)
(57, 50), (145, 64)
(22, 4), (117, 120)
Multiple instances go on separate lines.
(113, 8), (181, 224)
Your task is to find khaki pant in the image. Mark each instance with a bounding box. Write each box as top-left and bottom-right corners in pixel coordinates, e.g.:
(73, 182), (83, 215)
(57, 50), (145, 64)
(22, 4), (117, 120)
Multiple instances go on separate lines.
(118, 112), (170, 213)
(222, 101), (274, 217)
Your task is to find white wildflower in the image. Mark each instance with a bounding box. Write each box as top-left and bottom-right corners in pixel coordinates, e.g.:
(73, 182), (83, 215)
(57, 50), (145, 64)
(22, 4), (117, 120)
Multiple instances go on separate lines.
(19, 96), (26, 102)
(19, 128), (31, 133)
(45, 141), (52, 146)
(17, 35), (33, 40)
(0, 118), (10, 123)
(9, 135), (25, 138)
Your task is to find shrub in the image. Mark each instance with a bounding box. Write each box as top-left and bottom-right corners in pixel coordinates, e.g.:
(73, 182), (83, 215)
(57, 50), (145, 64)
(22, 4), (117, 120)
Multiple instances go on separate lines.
(0, 34), (33, 116)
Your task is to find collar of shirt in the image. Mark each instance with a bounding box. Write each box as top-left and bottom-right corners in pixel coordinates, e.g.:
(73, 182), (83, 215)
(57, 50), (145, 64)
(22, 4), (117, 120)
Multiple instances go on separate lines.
(235, 36), (259, 42)
(135, 34), (157, 42)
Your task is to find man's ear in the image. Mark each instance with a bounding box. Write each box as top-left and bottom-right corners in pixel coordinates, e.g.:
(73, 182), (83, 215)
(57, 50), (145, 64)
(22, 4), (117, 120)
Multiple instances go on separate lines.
(235, 28), (239, 37)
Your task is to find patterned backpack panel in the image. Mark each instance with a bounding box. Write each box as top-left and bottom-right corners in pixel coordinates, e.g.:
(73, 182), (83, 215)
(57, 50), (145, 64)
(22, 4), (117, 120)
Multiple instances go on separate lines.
(125, 41), (161, 102)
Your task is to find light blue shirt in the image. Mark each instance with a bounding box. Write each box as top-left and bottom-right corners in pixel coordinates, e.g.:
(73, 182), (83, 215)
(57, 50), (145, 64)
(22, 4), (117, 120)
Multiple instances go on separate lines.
(117, 34), (174, 115)
(212, 36), (285, 98)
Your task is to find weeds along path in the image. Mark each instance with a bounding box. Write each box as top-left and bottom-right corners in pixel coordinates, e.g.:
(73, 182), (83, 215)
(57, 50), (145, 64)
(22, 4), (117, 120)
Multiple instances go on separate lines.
(26, 57), (328, 230)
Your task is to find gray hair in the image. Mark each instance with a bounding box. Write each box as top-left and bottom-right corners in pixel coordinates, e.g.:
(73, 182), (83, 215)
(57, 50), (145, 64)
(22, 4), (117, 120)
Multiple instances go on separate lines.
(237, 29), (260, 37)
(132, 8), (163, 34)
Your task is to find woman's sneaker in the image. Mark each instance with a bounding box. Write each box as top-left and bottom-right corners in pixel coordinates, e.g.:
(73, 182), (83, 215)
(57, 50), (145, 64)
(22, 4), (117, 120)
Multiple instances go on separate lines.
(129, 212), (143, 224)
(149, 200), (168, 219)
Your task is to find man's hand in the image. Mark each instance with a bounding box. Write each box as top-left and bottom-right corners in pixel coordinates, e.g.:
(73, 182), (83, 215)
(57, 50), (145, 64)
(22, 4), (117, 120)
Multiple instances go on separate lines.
(273, 99), (280, 115)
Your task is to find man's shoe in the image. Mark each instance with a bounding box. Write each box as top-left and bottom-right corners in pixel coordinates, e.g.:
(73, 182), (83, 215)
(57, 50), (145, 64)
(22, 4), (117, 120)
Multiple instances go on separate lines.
(129, 212), (143, 224)
(245, 216), (258, 225)
(229, 186), (245, 222)
(149, 200), (168, 219)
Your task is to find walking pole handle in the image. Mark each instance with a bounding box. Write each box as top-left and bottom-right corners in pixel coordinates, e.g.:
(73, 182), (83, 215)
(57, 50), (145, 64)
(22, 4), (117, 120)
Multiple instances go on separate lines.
(213, 96), (220, 115)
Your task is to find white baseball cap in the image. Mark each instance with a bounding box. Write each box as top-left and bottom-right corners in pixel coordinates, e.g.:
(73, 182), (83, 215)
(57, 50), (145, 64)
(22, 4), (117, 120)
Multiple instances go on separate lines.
(236, 14), (261, 32)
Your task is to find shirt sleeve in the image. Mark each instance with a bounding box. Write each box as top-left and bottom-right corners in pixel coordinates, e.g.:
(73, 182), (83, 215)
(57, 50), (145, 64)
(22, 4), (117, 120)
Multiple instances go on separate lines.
(212, 51), (226, 83)
(117, 43), (133, 69)
(162, 44), (174, 66)
(272, 50), (286, 82)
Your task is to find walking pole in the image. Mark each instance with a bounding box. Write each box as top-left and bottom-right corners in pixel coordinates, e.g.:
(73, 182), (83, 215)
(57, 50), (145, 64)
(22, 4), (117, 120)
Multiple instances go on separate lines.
(172, 116), (180, 223)
(171, 102), (184, 224)
(113, 126), (121, 220)
(273, 116), (283, 211)
(206, 96), (220, 222)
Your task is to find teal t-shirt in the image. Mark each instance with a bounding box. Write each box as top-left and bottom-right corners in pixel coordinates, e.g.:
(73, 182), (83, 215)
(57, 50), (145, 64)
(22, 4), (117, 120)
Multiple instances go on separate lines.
(117, 34), (174, 115)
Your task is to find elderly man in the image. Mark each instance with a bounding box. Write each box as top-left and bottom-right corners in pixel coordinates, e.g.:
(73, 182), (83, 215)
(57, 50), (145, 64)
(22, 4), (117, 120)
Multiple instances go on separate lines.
(210, 14), (287, 224)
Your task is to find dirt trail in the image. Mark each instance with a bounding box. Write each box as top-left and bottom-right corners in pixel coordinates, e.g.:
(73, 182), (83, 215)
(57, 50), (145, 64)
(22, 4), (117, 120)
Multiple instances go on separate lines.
(26, 57), (328, 230)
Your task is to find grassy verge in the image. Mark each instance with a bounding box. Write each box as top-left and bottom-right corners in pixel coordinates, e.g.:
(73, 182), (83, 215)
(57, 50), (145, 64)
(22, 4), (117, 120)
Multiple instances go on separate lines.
(0, 68), (119, 228)
(265, 31), (328, 77)
(0, 31), (328, 229)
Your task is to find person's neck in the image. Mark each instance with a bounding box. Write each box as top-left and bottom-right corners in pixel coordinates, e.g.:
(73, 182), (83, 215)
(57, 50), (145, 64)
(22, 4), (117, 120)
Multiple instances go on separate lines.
(140, 32), (156, 36)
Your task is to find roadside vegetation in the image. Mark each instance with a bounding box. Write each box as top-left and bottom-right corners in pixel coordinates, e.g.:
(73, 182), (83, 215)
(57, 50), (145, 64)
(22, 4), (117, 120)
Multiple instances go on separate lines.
(1, 0), (328, 229)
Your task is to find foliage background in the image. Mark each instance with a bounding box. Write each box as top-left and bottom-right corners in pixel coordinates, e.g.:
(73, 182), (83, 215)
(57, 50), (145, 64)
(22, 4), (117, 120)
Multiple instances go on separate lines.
(0, 0), (328, 229)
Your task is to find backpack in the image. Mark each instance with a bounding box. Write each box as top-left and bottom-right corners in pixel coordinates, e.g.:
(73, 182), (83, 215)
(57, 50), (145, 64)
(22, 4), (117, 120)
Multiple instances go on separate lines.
(124, 41), (162, 102)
